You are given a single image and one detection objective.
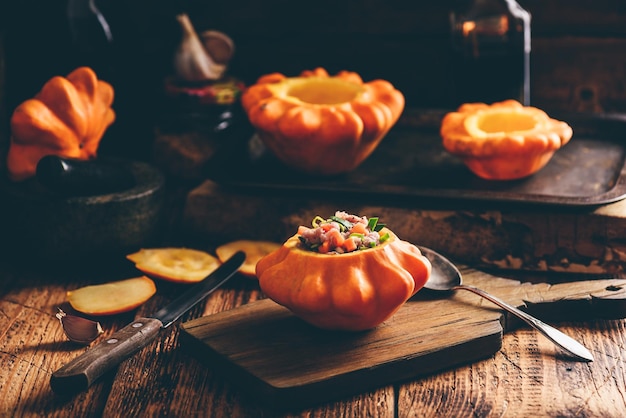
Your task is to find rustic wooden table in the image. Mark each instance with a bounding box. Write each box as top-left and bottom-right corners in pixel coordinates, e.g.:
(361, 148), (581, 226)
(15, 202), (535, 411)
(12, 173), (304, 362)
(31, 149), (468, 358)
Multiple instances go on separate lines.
(3, 111), (626, 417)
(2, 230), (626, 417)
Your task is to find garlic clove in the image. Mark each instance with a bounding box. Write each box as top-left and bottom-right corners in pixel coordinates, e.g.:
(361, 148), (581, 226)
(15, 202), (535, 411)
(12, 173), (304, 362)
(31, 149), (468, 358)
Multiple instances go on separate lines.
(200, 30), (235, 65)
(56, 308), (104, 345)
(175, 13), (226, 82)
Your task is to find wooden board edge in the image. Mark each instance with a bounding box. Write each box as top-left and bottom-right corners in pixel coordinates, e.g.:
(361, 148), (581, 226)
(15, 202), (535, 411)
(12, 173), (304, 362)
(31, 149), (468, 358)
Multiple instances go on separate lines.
(179, 323), (503, 412)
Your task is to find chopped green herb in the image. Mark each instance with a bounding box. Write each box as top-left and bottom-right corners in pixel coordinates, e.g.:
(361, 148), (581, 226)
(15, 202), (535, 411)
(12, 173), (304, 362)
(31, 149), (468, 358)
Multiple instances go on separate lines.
(367, 217), (379, 231)
(379, 232), (390, 242)
(330, 216), (353, 231)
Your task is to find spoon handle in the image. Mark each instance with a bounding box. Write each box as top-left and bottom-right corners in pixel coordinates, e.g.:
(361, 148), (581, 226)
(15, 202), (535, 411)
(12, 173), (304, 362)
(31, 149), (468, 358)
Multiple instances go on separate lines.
(455, 284), (594, 362)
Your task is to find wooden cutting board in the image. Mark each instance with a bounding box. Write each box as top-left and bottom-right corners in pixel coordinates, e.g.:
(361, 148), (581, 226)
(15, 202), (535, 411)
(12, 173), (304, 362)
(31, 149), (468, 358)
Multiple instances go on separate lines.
(180, 268), (626, 410)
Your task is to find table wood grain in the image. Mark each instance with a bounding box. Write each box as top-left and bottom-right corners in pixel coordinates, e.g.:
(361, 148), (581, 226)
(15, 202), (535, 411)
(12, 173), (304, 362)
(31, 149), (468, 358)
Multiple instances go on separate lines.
(1, 254), (625, 417)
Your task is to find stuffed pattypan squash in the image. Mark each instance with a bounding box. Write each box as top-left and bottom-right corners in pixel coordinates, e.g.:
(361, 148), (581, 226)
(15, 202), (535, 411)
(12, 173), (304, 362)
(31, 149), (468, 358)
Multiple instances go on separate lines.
(7, 67), (115, 181)
(241, 68), (404, 175)
(256, 212), (431, 331)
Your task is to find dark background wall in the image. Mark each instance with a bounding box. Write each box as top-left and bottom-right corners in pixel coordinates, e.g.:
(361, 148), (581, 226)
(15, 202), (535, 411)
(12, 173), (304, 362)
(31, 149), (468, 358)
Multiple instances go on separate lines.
(1, 1), (626, 157)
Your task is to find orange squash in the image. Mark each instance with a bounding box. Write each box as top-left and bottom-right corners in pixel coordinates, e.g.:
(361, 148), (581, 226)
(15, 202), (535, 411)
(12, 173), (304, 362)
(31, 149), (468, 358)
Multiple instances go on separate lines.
(67, 276), (156, 316)
(256, 228), (431, 331)
(126, 247), (221, 283)
(440, 100), (573, 180)
(6, 67), (115, 181)
(241, 67), (405, 175)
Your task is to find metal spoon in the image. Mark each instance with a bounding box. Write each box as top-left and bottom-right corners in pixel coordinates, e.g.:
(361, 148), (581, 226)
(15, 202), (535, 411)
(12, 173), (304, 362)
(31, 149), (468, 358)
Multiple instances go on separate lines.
(419, 246), (594, 362)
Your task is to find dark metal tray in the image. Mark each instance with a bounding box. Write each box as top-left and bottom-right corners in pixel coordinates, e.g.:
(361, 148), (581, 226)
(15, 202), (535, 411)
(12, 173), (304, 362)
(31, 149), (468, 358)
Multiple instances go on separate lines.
(209, 112), (626, 208)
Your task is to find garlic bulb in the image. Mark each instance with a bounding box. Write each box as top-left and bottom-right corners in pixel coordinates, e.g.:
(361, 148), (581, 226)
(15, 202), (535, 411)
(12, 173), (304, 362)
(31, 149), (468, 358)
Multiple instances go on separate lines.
(56, 308), (104, 345)
(200, 30), (234, 65)
(175, 13), (227, 82)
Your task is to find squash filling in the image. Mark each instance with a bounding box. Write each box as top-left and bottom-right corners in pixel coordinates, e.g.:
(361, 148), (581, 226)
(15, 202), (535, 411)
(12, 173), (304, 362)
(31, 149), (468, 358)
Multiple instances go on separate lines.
(298, 211), (389, 254)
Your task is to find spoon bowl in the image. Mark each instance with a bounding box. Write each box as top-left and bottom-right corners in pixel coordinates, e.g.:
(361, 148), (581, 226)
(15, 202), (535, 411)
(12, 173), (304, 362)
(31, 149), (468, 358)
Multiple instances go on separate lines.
(418, 246), (594, 362)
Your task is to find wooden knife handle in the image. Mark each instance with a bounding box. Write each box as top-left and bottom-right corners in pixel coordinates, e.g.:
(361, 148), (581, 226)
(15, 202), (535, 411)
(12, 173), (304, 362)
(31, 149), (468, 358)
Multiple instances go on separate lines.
(50, 317), (162, 396)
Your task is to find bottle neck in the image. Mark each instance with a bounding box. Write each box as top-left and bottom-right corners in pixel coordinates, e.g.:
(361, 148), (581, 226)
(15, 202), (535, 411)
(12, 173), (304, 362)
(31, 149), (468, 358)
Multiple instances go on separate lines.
(449, 0), (532, 106)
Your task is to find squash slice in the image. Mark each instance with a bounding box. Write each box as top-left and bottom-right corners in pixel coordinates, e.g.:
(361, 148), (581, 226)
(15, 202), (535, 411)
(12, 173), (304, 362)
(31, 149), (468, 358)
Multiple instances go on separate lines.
(127, 248), (221, 283)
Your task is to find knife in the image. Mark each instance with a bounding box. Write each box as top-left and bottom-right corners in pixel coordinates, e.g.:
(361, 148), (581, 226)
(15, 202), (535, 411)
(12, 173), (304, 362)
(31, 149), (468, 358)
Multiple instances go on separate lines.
(50, 251), (245, 395)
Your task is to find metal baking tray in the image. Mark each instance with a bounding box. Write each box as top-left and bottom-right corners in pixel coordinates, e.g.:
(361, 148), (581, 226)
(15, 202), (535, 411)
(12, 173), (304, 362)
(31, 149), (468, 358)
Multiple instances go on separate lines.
(209, 112), (626, 208)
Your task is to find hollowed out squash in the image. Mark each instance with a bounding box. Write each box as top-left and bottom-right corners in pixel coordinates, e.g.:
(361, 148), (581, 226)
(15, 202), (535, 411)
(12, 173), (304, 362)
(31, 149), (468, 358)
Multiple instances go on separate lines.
(440, 100), (573, 180)
(241, 68), (405, 175)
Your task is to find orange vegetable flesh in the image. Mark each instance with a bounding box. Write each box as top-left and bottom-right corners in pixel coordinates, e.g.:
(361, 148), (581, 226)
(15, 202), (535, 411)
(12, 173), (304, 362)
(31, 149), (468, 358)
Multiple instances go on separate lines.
(256, 228), (432, 331)
(7, 66), (115, 181)
(440, 100), (573, 180)
(67, 276), (156, 316)
(343, 237), (357, 252)
(241, 67), (405, 176)
(215, 240), (281, 278)
(350, 222), (367, 235)
(127, 248), (221, 283)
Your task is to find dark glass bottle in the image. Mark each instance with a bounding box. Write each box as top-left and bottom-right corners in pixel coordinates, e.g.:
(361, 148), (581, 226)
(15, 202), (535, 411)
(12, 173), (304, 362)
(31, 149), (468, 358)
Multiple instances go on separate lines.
(450, 0), (531, 106)
(66, 0), (114, 77)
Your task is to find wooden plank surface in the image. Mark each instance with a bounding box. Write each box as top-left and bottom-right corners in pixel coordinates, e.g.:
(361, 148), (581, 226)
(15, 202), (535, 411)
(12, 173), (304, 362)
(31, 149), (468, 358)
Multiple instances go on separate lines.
(397, 321), (626, 417)
(0, 254), (626, 416)
(181, 179), (626, 276)
(179, 271), (626, 410)
(1, 3), (626, 415)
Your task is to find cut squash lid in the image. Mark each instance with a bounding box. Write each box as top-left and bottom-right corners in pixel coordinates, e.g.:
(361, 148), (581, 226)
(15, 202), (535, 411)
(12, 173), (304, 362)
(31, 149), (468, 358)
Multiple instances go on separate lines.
(127, 248), (221, 283)
(216, 240), (281, 278)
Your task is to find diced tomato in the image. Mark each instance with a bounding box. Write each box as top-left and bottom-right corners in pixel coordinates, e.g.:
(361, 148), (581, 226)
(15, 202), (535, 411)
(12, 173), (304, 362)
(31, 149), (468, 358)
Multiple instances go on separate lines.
(350, 222), (367, 235)
(343, 237), (357, 252)
(327, 229), (345, 248)
(318, 241), (331, 254)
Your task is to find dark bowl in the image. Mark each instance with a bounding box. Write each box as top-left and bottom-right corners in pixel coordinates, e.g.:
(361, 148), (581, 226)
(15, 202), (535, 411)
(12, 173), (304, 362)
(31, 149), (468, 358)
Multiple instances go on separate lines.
(0, 159), (166, 267)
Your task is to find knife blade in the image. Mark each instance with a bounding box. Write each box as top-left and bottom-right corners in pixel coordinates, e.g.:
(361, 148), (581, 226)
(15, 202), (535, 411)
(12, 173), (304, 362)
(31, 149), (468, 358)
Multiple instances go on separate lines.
(50, 250), (245, 396)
